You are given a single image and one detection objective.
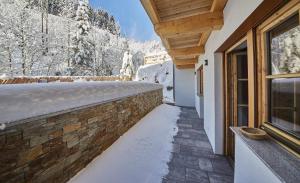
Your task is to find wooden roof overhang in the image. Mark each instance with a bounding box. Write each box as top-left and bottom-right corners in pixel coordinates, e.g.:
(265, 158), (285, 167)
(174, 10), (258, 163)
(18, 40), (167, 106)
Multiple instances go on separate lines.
(141, 0), (228, 69)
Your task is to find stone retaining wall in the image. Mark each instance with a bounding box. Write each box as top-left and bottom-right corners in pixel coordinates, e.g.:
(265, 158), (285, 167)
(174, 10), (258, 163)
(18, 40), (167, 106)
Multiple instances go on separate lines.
(0, 89), (162, 183)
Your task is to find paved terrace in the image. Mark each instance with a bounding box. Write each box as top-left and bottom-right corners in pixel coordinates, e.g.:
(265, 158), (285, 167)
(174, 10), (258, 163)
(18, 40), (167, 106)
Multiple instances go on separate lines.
(163, 107), (234, 183)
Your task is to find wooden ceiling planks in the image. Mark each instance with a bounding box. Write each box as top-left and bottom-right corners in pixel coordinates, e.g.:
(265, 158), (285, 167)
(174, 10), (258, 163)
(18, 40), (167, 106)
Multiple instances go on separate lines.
(141, 0), (161, 24)
(155, 0), (213, 21)
(168, 35), (200, 49)
(141, 0), (228, 69)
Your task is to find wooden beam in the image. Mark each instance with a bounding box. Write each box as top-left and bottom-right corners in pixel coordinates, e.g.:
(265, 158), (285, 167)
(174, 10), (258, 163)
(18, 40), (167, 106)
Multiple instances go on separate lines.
(160, 37), (171, 50)
(173, 55), (198, 60)
(168, 46), (204, 57)
(141, 0), (161, 24)
(247, 29), (256, 128)
(155, 12), (223, 38)
(198, 31), (211, 46)
(176, 64), (195, 69)
(174, 58), (198, 65)
(211, 0), (228, 12)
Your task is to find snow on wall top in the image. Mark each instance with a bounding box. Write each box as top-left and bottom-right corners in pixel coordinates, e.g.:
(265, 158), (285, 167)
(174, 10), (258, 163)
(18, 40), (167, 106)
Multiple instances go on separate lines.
(0, 82), (163, 126)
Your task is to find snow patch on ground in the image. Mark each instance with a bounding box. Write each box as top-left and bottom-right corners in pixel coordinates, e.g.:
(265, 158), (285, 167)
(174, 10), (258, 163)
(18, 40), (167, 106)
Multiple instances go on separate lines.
(135, 61), (174, 103)
(68, 104), (180, 183)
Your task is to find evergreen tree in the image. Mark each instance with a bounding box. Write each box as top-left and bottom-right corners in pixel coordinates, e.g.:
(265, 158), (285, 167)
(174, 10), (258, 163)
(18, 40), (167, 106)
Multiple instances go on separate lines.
(71, 0), (94, 75)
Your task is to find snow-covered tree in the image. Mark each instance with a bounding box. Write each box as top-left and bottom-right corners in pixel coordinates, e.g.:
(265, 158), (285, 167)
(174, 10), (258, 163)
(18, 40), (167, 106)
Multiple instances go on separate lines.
(71, 0), (94, 75)
(120, 51), (134, 78)
(0, 0), (43, 75)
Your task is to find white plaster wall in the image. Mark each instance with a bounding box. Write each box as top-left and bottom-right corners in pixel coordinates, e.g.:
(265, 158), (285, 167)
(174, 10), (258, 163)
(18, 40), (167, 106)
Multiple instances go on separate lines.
(234, 136), (281, 183)
(174, 68), (195, 107)
(195, 0), (264, 154)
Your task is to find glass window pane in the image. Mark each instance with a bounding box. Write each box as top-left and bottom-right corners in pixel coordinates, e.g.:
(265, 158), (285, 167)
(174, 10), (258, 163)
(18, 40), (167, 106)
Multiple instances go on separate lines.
(270, 78), (300, 137)
(238, 106), (248, 126)
(271, 79), (294, 108)
(238, 81), (248, 105)
(270, 14), (300, 75)
(272, 109), (294, 130)
(237, 54), (248, 78)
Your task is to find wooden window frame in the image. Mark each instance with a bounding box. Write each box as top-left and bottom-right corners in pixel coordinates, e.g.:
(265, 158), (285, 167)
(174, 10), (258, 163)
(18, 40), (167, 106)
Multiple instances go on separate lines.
(256, 0), (300, 153)
(224, 33), (256, 156)
(197, 66), (204, 96)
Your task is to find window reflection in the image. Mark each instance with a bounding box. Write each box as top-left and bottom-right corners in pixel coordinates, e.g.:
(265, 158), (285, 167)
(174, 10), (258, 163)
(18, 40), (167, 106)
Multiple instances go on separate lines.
(270, 14), (300, 75)
(270, 78), (300, 137)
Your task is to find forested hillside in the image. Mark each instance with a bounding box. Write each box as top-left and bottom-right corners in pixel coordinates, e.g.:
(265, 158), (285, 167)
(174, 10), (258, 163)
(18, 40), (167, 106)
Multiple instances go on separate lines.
(25, 0), (120, 35)
(0, 0), (165, 77)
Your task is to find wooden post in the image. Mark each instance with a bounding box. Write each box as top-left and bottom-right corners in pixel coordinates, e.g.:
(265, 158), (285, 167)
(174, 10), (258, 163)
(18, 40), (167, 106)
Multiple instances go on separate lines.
(247, 30), (256, 128)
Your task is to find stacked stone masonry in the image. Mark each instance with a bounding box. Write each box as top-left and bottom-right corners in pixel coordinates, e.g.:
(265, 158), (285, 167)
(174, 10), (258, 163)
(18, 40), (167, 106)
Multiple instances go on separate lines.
(0, 89), (163, 183)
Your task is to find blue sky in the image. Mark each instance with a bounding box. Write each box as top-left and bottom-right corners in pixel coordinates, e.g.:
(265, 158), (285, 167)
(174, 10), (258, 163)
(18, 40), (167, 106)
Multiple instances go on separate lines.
(90, 0), (159, 42)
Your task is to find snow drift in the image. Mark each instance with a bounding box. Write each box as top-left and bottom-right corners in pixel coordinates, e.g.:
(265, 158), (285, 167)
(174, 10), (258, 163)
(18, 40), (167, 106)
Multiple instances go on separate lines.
(135, 61), (174, 103)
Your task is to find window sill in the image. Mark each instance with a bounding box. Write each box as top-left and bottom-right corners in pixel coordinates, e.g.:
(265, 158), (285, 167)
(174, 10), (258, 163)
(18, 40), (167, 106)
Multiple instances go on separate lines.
(231, 127), (300, 183)
(262, 123), (299, 153)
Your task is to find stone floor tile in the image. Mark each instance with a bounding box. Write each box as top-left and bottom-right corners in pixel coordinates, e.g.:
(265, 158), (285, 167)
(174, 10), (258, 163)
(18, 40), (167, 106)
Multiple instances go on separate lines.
(192, 123), (204, 130)
(211, 158), (234, 176)
(180, 145), (214, 158)
(172, 143), (181, 153)
(164, 166), (186, 181)
(169, 153), (200, 169)
(179, 129), (206, 135)
(177, 132), (191, 139)
(174, 137), (212, 149)
(177, 123), (193, 129)
(185, 168), (209, 182)
(162, 178), (185, 183)
(177, 131), (208, 140)
(198, 158), (213, 172)
(208, 173), (234, 183)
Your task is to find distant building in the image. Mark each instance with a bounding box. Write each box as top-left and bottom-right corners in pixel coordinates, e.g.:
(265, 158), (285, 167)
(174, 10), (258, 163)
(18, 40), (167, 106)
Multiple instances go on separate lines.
(144, 51), (171, 65)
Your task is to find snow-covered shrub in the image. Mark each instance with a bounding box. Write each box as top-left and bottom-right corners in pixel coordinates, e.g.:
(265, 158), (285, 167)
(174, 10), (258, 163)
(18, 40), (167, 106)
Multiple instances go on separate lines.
(120, 51), (134, 78)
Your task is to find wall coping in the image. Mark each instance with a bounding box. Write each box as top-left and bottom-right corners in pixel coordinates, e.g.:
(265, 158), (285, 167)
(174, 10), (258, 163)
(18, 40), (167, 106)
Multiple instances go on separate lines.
(0, 81), (163, 128)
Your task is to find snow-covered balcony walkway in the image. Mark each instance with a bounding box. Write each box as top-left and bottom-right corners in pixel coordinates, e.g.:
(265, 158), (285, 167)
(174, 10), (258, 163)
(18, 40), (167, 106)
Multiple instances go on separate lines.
(68, 104), (181, 183)
(0, 82), (233, 183)
(68, 105), (234, 183)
